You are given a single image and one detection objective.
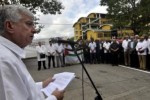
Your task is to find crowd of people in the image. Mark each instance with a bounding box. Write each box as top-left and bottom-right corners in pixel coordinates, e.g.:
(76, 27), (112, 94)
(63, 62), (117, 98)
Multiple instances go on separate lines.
(35, 41), (66, 70)
(35, 34), (150, 71)
(82, 34), (150, 70)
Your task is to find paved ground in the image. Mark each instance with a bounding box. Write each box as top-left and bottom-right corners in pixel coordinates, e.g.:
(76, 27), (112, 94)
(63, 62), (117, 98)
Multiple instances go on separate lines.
(23, 58), (150, 100)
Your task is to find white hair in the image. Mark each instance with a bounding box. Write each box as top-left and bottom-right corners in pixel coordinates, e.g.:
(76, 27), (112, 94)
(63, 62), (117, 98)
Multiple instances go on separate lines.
(0, 5), (34, 34)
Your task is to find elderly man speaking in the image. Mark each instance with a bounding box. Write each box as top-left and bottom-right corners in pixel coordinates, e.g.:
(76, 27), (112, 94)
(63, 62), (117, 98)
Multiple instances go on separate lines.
(0, 5), (64, 100)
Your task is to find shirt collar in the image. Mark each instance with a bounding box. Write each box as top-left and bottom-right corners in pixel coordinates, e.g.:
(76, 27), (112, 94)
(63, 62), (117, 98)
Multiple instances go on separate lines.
(0, 36), (26, 58)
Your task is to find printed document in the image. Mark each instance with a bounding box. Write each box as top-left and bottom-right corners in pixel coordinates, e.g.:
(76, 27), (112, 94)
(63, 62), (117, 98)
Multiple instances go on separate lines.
(41, 72), (75, 97)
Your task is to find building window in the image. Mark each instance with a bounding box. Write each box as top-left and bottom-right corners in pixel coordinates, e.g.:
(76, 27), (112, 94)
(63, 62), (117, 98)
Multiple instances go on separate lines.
(80, 32), (82, 35)
(98, 33), (103, 38)
(104, 32), (111, 37)
(75, 31), (78, 35)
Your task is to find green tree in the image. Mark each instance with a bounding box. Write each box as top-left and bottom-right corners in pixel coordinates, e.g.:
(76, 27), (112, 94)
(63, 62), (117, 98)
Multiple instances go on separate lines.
(0, 0), (64, 32)
(0, 0), (64, 14)
(100, 0), (150, 35)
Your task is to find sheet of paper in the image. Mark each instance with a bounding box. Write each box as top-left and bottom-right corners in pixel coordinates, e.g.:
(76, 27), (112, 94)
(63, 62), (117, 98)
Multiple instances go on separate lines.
(41, 72), (75, 97)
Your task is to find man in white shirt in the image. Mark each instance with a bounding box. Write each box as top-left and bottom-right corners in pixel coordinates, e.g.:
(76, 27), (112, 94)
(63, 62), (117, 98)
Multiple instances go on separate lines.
(122, 35), (130, 66)
(103, 40), (111, 64)
(0, 5), (64, 100)
(88, 38), (96, 64)
(136, 36), (147, 70)
(55, 43), (64, 67)
(46, 41), (56, 68)
(147, 36), (150, 69)
(36, 41), (47, 70)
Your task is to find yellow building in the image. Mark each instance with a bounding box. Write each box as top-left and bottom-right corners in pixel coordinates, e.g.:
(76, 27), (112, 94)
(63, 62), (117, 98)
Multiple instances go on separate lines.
(73, 13), (112, 41)
(117, 27), (134, 38)
(73, 13), (134, 41)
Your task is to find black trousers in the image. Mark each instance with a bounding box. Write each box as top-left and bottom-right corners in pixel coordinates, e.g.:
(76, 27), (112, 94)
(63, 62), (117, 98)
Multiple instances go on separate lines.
(84, 52), (90, 63)
(48, 56), (55, 68)
(104, 53), (111, 64)
(100, 50), (104, 63)
(130, 53), (139, 68)
(96, 51), (100, 64)
(90, 53), (96, 64)
(118, 51), (124, 65)
(38, 61), (47, 70)
(146, 54), (150, 70)
(111, 52), (118, 66)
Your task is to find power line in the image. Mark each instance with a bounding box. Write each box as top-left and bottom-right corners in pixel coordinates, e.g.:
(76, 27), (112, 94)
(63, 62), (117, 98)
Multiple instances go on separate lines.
(38, 23), (74, 25)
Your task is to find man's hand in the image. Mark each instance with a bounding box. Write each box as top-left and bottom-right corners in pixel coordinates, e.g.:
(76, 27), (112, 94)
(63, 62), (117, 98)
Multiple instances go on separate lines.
(52, 89), (65, 100)
(42, 77), (55, 88)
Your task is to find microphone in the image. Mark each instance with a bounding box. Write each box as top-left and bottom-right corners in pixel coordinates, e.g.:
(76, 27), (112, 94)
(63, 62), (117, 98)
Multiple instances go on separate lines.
(55, 39), (78, 45)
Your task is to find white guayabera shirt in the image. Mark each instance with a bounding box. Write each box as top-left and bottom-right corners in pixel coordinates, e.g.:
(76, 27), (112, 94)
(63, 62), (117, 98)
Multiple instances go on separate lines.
(88, 42), (96, 53)
(36, 45), (47, 61)
(136, 40), (147, 55)
(0, 36), (56, 100)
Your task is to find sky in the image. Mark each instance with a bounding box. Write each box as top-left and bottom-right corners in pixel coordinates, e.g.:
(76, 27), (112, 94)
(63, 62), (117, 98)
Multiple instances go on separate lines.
(34, 0), (107, 40)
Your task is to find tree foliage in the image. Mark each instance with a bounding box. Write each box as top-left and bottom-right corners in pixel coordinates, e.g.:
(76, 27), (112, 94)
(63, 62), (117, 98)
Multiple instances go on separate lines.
(100, 0), (150, 35)
(0, 0), (64, 14)
(0, 0), (64, 32)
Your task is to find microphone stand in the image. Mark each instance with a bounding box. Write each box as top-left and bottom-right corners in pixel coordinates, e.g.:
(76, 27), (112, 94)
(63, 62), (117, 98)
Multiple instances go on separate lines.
(70, 44), (103, 100)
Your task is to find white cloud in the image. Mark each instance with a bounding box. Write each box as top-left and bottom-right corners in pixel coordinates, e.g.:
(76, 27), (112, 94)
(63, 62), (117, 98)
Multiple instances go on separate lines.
(34, 0), (107, 40)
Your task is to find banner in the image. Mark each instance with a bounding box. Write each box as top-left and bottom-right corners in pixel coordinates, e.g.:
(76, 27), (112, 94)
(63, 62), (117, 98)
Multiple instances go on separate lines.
(65, 49), (83, 64)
